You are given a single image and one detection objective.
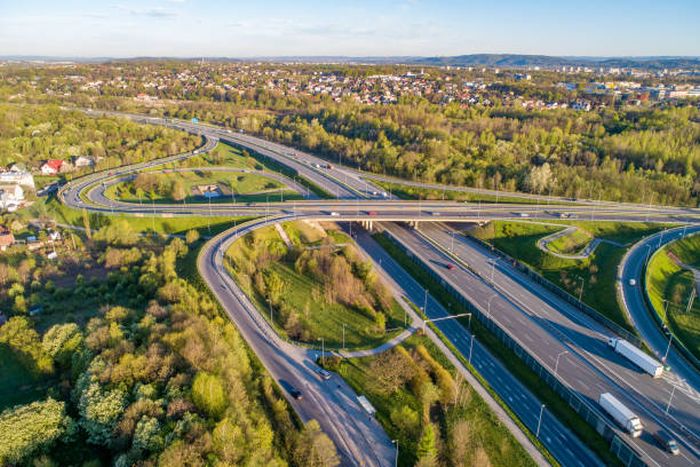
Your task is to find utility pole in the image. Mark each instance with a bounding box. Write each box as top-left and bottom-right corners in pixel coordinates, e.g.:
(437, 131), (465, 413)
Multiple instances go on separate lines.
(554, 350), (569, 378)
(536, 404), (546, 438)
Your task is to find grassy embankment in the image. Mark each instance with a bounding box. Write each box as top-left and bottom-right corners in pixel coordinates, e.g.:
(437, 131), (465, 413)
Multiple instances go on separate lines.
(224, 221), (407, 350)
(104, 169), (300, 204)
(374, 180), (570, 205)
(373, 232), (622, 466)
(330, 334), (536, 467)
(646, 234), (700, 360)
(471, 220), (669, 330)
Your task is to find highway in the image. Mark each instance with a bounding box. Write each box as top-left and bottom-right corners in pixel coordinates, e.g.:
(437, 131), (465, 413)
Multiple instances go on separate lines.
(399, 221), (700, 466)
(58, 110), (700, 466)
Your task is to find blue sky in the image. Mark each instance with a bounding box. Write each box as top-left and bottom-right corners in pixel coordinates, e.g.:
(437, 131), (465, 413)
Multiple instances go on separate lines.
(1, 0), (698, 57)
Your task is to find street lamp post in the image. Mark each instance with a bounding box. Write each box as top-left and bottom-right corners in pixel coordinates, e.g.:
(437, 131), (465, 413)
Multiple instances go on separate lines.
(468, 333), (475, 364)
(666, 385), (677, 414)
(487, 293), (498, 319)
(536, 404), (546, 438)
(392, 440), (399, 467)
(663, 333), (673, 363)
(554, 350), (569, 378)
(577, 276), (585, 304)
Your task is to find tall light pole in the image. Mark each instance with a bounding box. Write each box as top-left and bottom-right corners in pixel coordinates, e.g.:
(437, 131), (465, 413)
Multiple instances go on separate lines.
(576, 276), (585, 304)
(554, 350), (569, 378)
(487, 293), (498, 319)
(666, 385), (678, 414)
(536, 404), (546, 438)
(663, 333), (673, 363)
(319, 337), (325, 365)
(392, 440), (399, 467)
(469, 333), (475, 364)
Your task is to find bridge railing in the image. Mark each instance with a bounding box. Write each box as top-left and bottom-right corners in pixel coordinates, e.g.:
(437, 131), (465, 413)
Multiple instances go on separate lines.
(380, 228), (647, 467)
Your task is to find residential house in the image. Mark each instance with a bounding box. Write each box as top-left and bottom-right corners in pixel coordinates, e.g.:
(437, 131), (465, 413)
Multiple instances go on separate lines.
(0, 168), (35, 188)
(0, 184), (24, 211)
(72, 155), (96, 168)
(0, 226), (14, 251)
(41, 159), (64, 175)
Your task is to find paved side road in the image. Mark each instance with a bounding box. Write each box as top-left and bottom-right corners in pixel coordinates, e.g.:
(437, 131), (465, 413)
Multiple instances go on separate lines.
(199, 217), (396, 467)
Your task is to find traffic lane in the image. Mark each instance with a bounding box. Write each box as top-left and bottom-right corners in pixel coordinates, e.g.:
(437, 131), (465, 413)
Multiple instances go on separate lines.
(356, 228), (602, 467)
(426, 222), (700, 442)
(382, 223), (695, 466)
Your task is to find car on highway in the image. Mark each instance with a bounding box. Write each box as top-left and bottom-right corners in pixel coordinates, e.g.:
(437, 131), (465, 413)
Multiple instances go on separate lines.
(316, 368), (332, 380)
(518, 212), (530, 217)
(367, 211), (378, 216)
(653, 429), (680, 455)
(288, 387), (303, 400)
(628, 278), (637, 286)
(329, 211), (340, 217)
(446, 263), (455, 270)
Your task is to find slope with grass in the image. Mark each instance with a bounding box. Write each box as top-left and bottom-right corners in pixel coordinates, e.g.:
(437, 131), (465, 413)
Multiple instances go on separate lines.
(224, 221), (407, 350)
(326, 334), (536, 467)
(646, 234), (700, 360)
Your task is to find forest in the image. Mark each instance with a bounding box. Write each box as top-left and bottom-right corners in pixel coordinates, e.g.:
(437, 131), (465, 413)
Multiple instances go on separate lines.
(0, 223), (337, 465)
(0, 104), (201, 170)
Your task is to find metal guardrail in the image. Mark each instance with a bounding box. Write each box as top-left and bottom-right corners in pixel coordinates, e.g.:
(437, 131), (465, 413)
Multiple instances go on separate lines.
(381, 229), (647, 467)
(468, 235), (644, 348)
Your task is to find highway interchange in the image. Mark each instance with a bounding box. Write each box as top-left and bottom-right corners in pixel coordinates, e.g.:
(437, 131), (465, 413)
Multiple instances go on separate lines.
(58, 111), (700, 466)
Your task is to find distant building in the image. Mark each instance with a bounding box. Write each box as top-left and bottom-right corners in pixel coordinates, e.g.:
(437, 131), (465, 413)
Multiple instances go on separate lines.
(0, 226), (14, 251)
(0, 168), (35, 189)
(0, 184), (24, 211)
(72, 155), (96, 168)
(41, 159), (64, 175)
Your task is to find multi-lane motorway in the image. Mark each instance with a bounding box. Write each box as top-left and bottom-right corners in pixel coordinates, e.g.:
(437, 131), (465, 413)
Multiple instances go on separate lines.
(58, 111), (700, 466)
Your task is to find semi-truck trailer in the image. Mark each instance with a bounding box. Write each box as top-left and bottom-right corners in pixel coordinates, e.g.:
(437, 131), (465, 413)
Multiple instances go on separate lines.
(599, 393), (643, 437)
(608, 338), (663, 378)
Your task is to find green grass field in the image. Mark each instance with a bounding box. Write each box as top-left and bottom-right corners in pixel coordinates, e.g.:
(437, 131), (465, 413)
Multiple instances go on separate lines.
(104, 169), (301, 205)
(646, 234), (700, 360)
(225, 222), (407, 350)
(0, 345), (54, 411)
(547, 228), (593, 255)
(471, 220), (667, 330)
(334, 334), (536, 467)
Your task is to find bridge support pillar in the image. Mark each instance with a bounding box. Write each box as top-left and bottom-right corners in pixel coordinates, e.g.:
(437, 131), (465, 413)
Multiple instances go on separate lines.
(359, 220), (373, 232)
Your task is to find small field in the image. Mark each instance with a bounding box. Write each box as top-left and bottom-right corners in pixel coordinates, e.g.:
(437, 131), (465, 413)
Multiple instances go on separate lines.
(104, 169), (300, 204)
(546, 228), (593, 255)
(328, 334), (535, 467)
(225, 221), (407, 349)
(646, 234), (700, 360)
(471, 220), (667, 330)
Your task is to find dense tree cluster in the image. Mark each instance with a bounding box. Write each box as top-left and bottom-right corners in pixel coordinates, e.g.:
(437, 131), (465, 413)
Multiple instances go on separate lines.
(0, 229), (338, 465)
(0, 104), (200, 169)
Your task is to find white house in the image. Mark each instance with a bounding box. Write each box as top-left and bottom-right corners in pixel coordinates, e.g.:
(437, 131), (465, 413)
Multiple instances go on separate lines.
(72, 155), (96, 168)
(0, 184), (24, 211)
(0, 170), (35, 189)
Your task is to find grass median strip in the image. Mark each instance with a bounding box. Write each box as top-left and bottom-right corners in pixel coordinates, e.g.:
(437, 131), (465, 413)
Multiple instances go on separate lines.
(373, 231), (620, 466)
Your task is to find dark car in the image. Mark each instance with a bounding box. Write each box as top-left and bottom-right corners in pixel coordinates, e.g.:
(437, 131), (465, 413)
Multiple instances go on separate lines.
(653, 429), (680, 455)
(289, 387), (303, 400)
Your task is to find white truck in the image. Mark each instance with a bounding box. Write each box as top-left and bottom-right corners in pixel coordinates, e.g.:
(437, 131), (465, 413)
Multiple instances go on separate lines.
(608, 338), (663, 378)
(599, 393), (643, 437)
